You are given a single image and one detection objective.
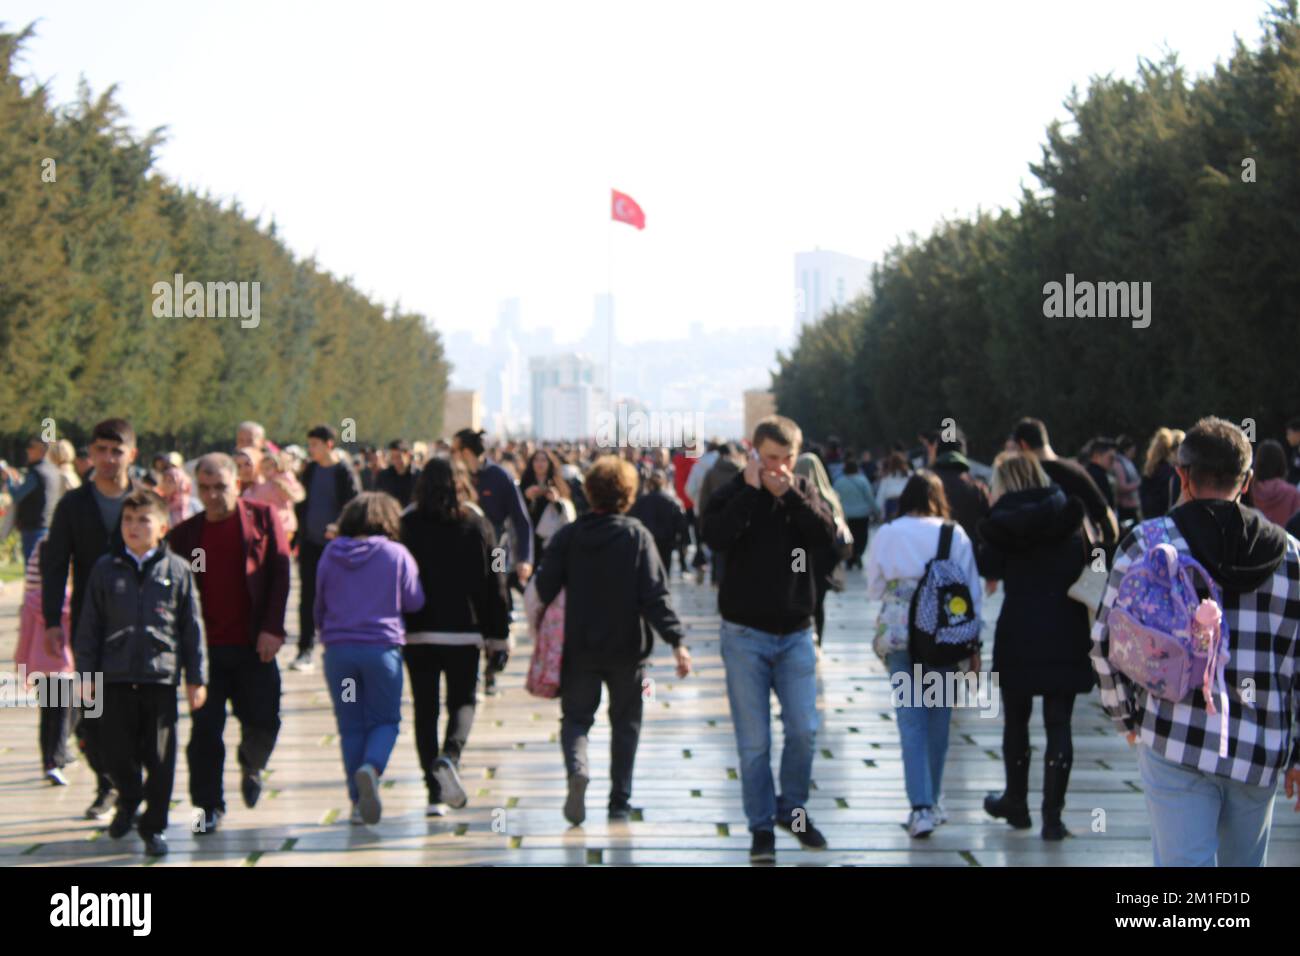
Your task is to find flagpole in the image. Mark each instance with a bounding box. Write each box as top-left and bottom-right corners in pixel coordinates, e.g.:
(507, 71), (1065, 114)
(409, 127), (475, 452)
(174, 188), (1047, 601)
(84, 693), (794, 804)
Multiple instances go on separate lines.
(606, 207), (614, 419)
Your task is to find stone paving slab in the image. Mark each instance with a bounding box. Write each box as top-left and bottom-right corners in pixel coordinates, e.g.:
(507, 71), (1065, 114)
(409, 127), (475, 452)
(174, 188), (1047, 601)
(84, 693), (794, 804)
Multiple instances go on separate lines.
(1, 557), (1297, 867)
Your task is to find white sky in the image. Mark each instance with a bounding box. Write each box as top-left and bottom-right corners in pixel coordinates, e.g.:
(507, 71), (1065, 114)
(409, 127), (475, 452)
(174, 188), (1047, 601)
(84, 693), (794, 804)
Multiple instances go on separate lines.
(3, 0), (1273, 346)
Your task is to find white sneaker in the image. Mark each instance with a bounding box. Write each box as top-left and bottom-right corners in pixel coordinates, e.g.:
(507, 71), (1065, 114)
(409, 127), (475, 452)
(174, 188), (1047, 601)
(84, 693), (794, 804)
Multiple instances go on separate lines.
(46, 768), (69, 786)
(354, 764), (382, 825)
(426, 803), (450, 817)
(907, 808), (936, 838)
(933, 801), (948, 825)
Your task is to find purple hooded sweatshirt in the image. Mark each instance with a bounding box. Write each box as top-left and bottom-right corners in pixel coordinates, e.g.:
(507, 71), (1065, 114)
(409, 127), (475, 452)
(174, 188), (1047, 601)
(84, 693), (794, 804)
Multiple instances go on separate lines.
(314, 536), (425, 646)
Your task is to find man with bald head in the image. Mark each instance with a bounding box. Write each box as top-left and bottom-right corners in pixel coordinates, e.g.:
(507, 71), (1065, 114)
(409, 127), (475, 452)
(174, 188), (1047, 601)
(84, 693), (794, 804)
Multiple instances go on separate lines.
(168, 453), (291, 833)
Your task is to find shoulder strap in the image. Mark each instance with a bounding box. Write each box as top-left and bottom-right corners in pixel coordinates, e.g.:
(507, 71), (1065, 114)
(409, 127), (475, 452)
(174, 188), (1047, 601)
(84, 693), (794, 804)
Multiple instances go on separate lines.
(938, 521), (955, 561)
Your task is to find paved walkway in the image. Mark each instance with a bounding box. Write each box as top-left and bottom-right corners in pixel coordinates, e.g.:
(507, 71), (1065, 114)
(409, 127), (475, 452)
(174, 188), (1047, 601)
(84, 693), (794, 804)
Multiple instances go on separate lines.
(1, 557), (1297, 867)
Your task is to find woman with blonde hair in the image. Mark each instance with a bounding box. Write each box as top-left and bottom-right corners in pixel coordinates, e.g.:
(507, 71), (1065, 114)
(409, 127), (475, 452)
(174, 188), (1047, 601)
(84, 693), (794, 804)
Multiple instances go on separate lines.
(976, 451), (1092, 841)
(48, 439), (81, 492)
(1140, 428), (1183, 518)
(793, 452), (850, 649)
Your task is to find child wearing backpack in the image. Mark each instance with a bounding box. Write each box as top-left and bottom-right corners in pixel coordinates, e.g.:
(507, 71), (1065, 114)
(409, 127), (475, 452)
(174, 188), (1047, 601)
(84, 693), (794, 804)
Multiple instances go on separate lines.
(1092, 418), (1300, 866)
(866, 471), (982, 838)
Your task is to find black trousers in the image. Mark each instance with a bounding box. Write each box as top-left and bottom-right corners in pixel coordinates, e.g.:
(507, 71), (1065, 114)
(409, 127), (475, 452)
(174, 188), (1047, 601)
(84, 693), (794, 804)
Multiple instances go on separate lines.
(187, 645), (282, 813)
(297, 539), (325, 653)
(100, 683), (178, 837)
(1001, 690), (1076, 768)
(75, 703), (114, 796)
(403, 643), (479, 797)
(560, 657), (645, 808)
(38, 688), (76, 770)
(846, 518), (869, 567)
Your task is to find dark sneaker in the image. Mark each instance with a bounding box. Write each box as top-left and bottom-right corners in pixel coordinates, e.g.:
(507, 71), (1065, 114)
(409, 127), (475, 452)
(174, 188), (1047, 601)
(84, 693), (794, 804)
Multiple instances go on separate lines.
(1041, 819), (1070, 842)
(563, 773), (588, 826)
(241, 770), (264, 809)
(142, 833), (169, 858)
(86, 789), (116, 821)
(432, 757), (467, 809)
(107, 810), (135, 840)
(607, 803), (640, 821)
(777, 814), (828, 850)
(483, 672), (498, 697)
(354, 764), (382, 825)
(749, 829), (776, 864)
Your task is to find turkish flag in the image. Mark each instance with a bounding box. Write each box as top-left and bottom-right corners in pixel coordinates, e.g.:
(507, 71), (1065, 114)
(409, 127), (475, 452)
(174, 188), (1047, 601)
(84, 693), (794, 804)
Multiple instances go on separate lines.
(611, 189), (645, 230)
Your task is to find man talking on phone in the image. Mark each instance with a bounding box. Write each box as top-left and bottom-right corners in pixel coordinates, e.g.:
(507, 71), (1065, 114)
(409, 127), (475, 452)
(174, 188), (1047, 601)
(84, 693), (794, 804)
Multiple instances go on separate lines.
(702, 416), (836, 864)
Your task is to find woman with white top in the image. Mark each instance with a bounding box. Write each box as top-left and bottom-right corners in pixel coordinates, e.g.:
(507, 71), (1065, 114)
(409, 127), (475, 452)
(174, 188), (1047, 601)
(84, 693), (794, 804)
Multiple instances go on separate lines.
(873, 451), (912, 523)
(866, 471), (982, 838)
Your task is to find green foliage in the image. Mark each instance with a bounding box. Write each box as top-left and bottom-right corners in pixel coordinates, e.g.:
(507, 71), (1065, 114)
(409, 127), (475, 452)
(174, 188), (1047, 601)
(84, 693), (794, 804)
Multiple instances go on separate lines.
(774, 3), (1300, 460)
(0, 24), (449, 451)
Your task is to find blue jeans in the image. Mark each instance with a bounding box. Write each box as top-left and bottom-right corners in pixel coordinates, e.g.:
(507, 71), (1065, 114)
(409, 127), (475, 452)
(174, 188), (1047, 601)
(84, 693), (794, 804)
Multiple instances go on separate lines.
(20, 528), (47, 566)
(1137, 744), (1276, 866)
(720, 620), (819, 832)
(884, 650), (952, 809)
(323, 641), (404, 803)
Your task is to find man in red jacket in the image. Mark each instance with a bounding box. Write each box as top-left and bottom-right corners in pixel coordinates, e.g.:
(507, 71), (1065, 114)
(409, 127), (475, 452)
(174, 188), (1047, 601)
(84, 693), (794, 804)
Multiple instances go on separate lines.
(169, 453), (290, 833)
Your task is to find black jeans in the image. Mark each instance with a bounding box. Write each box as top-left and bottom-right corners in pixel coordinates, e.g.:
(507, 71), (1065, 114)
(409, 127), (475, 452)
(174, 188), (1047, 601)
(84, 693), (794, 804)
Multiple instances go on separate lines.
(846, 518), (869, 567)
(100, 683), (178, 837)
(560, 657), (645, 808)
(187, 645), (282, 813)
(297, 539), (325, 653)
(75, 703), (114, 796)
(403, 643), (479, 797)
(1001, 690), (1076, 769)
(39, 688), (76, 770)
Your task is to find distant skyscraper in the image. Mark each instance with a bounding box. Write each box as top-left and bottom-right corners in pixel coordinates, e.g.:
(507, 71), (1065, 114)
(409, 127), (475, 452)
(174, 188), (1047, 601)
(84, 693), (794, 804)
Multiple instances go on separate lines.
(530, 353), (603, 440)
(794, 249), (871, 335)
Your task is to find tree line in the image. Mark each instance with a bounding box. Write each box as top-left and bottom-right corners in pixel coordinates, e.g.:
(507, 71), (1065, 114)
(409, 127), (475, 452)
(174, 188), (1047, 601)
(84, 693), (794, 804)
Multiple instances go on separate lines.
(0, 24), (450, 457)
(773, 3), (1300, 462)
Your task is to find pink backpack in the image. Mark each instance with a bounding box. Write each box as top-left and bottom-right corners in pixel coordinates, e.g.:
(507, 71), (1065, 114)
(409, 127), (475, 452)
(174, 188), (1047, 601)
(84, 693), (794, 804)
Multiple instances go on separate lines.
(524, 579), (566, 698)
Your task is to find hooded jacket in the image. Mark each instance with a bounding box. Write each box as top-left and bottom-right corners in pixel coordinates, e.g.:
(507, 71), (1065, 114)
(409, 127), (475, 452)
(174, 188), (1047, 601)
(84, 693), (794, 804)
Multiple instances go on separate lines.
(533, 511), (685, 666)
(977, 486), (1094, 695)
(1247, 478), (1300, 530)
(932, 452), (991, 546)
(313, 536), (425, 646)
(74, 544), (207, 687)
(1092, 499), (1300, 786)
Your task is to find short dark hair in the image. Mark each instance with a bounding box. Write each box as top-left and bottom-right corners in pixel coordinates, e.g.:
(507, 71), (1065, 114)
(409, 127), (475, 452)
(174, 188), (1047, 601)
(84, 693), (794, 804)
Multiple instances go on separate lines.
(307, 424), (337, 444)
(1254, 439), (1288, 483)
(1177, 417), (1252, 493)
(1012, 417), (1048, 451)
(91, 418), (136, 449)
(337, 491), (403, 540)
(453, 428), (486, 457)
(752, 415), (802, 453)
(896, 470), (950, 519)
(1286, 418), (1300, 433)
(122, 488), (166, 520)
(843, 459), (860, 475)
(388, 439), (411, 453)
(585, 457), (638, 513)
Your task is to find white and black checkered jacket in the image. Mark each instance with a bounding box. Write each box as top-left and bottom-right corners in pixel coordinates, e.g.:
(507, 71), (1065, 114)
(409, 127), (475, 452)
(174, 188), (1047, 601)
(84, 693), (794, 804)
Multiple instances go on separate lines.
(1090, 517), (1300, 787)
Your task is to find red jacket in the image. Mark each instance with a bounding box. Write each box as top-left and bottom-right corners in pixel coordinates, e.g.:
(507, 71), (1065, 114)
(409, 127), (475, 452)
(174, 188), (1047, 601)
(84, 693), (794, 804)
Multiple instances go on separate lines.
(168, 498), (291, 642)
(672, 453), (697, 510)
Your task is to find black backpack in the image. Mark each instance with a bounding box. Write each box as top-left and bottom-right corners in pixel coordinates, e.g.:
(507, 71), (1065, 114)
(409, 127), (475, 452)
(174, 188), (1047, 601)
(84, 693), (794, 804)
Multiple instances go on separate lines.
(908, 522), (981, 666)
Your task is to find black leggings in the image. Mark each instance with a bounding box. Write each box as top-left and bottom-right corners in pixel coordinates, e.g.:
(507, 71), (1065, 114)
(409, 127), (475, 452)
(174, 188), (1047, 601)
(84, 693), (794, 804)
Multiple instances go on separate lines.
(1001, 690), (1075, 766)
(403, 644), (480, 795)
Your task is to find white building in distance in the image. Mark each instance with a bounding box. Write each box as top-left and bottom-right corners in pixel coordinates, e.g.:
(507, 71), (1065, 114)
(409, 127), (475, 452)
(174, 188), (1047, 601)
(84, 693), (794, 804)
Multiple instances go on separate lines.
(794, 249), (871, 334)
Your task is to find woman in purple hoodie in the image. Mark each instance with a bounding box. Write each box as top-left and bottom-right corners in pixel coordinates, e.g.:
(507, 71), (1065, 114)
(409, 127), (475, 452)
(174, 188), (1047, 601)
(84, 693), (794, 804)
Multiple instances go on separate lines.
(314, 492), (425, 825)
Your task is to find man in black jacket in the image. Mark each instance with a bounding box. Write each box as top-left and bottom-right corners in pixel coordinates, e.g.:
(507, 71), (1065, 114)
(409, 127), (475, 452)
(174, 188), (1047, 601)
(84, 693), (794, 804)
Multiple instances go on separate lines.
(291, 424), (361, 671)
(1013, 417), (1119, 559)
(929, 426), (990, 549)
(42, 418), (145, 820)
(534, 455), (691, 825)
(376, 439), (420, 507)
(703, 416), (836, 863)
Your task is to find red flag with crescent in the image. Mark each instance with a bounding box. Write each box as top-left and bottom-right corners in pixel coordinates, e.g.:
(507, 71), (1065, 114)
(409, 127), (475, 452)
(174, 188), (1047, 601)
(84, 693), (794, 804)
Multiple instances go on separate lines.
(611, 189), (645, 230)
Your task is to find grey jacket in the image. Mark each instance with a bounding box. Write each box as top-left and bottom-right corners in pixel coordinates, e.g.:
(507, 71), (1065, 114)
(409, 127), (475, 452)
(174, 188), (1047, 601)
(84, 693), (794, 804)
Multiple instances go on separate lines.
(74, 546), (207, 687)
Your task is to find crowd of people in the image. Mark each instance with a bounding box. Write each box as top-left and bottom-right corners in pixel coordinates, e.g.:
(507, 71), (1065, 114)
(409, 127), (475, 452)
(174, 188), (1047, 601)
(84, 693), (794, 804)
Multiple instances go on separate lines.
(4, 411), (1300, 866)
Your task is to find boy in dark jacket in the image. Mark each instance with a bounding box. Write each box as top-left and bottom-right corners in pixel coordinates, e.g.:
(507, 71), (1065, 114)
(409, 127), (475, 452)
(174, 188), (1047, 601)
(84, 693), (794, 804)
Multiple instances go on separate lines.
(535, 456), (691, 825)
(74, 490), (207, 857)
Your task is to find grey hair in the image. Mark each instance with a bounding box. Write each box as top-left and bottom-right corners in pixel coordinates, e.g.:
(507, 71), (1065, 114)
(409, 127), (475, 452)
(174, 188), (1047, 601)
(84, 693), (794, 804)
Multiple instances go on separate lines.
(237, 421), (265, 439)
(196, 452), (238, 478)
